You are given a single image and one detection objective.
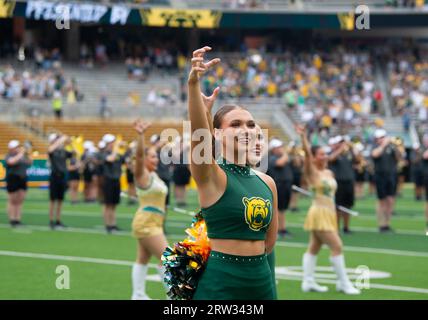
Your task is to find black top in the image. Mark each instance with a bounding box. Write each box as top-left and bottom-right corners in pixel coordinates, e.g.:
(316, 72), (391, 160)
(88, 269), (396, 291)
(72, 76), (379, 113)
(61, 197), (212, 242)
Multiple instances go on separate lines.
(290, 155), (303, 175)
(421, 149), (428, 176)
(5, 153), (31, 178)
(371, 144), (398, 174)
(102, 151), (125, 180)
(267, 153), (293, 182)
(49, 148), (72, 175)
(68, 157), (78, 171)
(329, 152), (355, 182)
(411, 149), (423, 172)
(82, 151), (96, 173)
(95, 151), (105, 175)
(156, 148), (172, 181)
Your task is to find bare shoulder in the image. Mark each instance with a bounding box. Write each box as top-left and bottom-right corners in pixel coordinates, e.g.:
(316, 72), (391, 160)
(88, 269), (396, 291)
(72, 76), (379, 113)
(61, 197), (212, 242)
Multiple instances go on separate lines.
(253, 170), (277, 192)
(325, 169), (335, 178)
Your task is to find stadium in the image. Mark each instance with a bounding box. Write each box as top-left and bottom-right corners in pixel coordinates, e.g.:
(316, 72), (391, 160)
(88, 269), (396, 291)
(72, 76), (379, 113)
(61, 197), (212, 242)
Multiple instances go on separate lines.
(0, 0), (428, 303)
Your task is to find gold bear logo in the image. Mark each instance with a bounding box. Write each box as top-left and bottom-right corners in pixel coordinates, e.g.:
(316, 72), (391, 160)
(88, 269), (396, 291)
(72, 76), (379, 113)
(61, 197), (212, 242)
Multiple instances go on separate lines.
(242, 197), (271, 231)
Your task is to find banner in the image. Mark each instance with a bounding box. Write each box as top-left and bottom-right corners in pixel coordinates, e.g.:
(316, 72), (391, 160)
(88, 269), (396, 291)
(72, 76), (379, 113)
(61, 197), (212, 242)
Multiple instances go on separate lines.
(0, 0), (15, 18)
(0, 158), (50, 188)
(139, 8), (222, 28)
(3, 0), (428, 29)
(24, 0), (109, 23)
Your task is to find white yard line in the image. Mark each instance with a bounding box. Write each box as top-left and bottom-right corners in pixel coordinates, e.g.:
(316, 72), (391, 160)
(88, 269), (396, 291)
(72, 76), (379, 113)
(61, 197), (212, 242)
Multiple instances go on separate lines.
(0, 250), (427, 295)
(274, 241), (428, 258)
(8, 209), (425, 236)
(284, 222), (424, 236)
(1, 223), (427, 258)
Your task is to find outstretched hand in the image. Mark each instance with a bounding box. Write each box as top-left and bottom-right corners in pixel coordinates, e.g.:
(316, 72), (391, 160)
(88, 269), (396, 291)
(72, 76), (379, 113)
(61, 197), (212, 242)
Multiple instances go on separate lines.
(295, 124), (306, 136)
(134, 119), (151, 135)
(201, 86), (220, 113)
(188, 46), (221, 85)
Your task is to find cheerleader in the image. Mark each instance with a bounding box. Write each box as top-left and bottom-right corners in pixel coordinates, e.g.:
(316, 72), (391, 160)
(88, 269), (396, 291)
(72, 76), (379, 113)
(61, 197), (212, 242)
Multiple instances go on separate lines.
(295, 125), (360, 295)
(5, 140), (32, 227)
(206, 99), (278, 299)
(247, 125), (278, 300)
(188, 46), (278, 300)
(130, 119), (169, 300)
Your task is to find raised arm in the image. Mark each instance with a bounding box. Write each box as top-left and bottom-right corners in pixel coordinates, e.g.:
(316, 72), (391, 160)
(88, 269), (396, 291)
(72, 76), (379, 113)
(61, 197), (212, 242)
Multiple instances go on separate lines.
(371, 137), (389, 159)
(6, 148), (25, 166)
(295, 125), (317, 185)
(48, 135), (69, 154)
(328, 143), (345, 163)
(202, 86), (220, 134)
(133, 119), (151, 189)
(187, 46), (221, 185)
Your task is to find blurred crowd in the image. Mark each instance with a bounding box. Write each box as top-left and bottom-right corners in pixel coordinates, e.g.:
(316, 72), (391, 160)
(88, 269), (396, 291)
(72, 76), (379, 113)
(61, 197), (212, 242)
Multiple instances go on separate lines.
(0, 48), (83, 107)
(386, 47), (428, 134)
(201, 46), (381, 135)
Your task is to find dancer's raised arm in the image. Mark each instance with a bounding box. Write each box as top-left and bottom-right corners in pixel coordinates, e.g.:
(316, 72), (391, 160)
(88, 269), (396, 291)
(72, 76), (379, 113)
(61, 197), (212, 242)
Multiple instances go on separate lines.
(187, 46), (221, 185)
(295, 125), (317, 185)
(134, 119), (152, 188)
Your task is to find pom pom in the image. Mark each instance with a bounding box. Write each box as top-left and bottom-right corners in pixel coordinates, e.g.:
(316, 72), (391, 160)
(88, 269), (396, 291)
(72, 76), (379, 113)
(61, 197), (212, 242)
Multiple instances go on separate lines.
(161, 210), (211, 300)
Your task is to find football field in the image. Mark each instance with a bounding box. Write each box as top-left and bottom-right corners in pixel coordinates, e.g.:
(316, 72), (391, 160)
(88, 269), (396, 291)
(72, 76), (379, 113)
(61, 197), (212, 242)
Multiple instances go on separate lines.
(0, 185), (427, 300)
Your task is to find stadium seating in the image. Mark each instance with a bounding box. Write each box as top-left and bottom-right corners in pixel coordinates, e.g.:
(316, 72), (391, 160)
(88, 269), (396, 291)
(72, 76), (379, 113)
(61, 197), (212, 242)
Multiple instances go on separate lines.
(32, 119), (288, 147)
(0, 122), (47, 155)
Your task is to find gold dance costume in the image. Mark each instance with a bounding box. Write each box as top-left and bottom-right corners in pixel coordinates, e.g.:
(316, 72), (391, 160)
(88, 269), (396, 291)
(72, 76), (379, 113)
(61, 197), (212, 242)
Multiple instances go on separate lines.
(132, 172), (168, 238)
(304, 175), (338, 232)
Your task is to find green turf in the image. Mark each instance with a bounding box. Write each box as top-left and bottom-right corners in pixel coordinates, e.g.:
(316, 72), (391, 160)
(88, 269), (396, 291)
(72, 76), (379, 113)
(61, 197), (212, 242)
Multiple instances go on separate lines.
(0, 184), (427, 300)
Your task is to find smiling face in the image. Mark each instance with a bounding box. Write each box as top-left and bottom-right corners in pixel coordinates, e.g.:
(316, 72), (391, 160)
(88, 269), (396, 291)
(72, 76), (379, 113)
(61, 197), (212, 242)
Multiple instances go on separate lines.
(313, 146), (328, 169)
(247, 124), (264, 167)
(214, 107), (256, 164)
(144, 147), (159, 172)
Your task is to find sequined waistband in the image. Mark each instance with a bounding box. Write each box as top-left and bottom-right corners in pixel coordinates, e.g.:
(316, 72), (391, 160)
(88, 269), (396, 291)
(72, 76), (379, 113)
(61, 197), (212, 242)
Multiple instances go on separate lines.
(209, 250), (267, 264)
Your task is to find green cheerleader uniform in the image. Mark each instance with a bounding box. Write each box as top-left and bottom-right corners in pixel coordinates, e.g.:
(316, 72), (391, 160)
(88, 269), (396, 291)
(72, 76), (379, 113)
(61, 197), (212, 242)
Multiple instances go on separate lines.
(193, 158), (275, 300)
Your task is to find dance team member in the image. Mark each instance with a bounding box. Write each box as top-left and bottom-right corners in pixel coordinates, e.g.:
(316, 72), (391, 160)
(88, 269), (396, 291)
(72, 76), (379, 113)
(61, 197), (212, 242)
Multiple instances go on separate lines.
(188, 46), (278, 300)
(131, 119), (169, 300)
(296, 125), (360, 295)
(248, 125), (278, 300)
(205, 95), (278, 300)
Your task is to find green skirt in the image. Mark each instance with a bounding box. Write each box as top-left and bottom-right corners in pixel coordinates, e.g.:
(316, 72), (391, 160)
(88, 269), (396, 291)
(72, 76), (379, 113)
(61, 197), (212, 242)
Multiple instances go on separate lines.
(193, 251), (274, 300)
(267, 250), (277, 300)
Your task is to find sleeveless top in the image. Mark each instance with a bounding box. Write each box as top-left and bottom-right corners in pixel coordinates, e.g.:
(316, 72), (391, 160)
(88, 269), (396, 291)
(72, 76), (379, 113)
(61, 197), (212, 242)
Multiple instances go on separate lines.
(310, 173), (337, 212)
(136, 171), (168, 215)
(201, 158), (274, 240)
